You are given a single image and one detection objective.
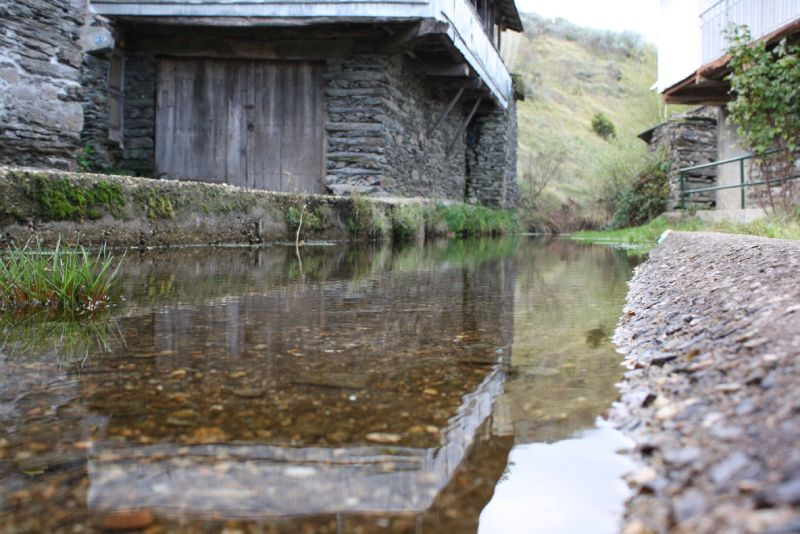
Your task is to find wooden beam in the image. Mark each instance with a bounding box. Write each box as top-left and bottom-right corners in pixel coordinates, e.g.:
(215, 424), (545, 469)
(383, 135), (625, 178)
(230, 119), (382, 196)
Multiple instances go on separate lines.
(427, 78), (483, 89)
(448, 97), (482, 156)
(416, 62), (471, 77)
(427, 87), (464, 136)
(373, 19), (449, 54)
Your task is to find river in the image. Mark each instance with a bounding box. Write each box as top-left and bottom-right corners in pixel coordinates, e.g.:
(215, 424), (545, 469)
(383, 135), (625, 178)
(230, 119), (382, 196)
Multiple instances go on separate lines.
(0, 237), (640, 533)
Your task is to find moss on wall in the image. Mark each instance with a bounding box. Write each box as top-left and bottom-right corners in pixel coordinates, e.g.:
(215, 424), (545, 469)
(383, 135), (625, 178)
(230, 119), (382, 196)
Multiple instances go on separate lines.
(25, 173), (127, 220)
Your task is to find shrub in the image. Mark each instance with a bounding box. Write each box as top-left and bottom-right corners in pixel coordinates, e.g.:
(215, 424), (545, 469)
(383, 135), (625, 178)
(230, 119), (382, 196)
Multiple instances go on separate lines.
(348, 196), (390, 240)
(591, 112), (616, 140)
(391, 204), (425, 240)
(609, 152), (669, 229)
(725, 24), (800, 212)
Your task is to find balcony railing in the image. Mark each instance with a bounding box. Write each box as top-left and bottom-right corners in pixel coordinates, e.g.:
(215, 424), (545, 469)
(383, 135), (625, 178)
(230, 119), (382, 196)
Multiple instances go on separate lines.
(700, 0), (800, 64)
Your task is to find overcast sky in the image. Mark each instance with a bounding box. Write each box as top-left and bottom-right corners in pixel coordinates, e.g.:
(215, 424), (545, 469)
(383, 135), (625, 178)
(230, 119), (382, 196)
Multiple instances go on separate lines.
(514, 0), (660, 43)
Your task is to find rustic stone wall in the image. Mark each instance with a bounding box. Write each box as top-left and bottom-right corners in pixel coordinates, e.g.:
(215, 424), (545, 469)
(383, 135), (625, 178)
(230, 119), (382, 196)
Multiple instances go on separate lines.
(382, 56), (468, 199)
(644, 107), (718, 210)
(77, 28), (517, 207)
(323, 55), (389, 195)
(466, 97), (518, 209)
(324, 54), (468, 200)
(0, 0), (85, 169)
(121, 52), (158, 176)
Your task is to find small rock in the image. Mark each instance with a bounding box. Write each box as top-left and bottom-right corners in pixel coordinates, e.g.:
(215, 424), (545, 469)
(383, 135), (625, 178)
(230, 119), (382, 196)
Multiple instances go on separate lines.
(99, 509), (155, 531)
(774, 478), (800, 505)
(662, 446), (701, 466)
(715, 382), (742, 393)
(627, 466), (657, 487)
(232, 388), (264, 399)
(711, 452), (750, 488)
(672, 488), (706, 522)
(188, 427), (229, 444)
(738, 479), (762, 493)
(366, 432), (402, 444)
(709, 425), (743, 441)
(651, 353), (678, 366)
(656, 403), (679, 420)
(622, 520), (654, 534)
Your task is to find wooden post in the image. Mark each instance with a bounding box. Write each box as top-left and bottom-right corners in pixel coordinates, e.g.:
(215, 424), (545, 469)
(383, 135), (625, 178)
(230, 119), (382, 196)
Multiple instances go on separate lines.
(447, 97), (482, 156)
(427, 87), (465, 136)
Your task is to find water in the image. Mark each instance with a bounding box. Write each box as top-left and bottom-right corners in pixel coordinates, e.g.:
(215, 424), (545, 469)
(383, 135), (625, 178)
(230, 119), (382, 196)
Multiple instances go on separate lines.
(0, 238), (641, 533)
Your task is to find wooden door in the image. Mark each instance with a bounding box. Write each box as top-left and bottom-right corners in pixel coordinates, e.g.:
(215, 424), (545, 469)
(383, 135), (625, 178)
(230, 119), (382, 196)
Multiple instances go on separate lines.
(156, 59), (324, 193)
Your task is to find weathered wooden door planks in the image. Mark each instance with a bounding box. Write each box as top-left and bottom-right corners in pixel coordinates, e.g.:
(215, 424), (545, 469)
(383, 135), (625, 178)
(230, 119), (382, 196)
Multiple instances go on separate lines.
(156, 58), (324, 193)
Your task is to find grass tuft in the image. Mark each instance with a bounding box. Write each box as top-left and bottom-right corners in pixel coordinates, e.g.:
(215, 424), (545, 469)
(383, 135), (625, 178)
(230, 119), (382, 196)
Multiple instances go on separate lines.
(0, 240), (122, 313)
(435, 204), (519, 237)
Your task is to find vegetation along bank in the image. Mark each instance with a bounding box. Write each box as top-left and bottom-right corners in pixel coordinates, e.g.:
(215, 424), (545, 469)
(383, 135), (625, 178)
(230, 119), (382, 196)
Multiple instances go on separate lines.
(612, 231), (800, 533)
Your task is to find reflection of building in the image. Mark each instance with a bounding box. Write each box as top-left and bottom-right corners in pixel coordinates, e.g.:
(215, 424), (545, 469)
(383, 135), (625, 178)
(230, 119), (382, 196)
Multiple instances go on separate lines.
(88, 367), (505, 517)
(80, 245), (517, 524)
(651, 1), (800, 215)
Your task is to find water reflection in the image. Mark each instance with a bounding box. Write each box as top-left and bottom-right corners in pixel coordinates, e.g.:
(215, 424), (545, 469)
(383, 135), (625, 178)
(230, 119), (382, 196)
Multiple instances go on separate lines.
(0, 238), (639, 532)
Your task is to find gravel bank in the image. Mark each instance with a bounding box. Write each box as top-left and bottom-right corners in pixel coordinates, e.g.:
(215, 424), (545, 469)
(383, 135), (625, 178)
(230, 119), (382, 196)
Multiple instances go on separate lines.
(612, 232), (800, 534)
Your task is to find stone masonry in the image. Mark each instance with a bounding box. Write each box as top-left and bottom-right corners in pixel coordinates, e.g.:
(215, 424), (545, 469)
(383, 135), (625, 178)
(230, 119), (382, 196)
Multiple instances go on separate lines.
(2, 10), (519, 209)
(642, 107), (718, 210)
(466, 96), (518, 209)
(0, 0), (85, 169)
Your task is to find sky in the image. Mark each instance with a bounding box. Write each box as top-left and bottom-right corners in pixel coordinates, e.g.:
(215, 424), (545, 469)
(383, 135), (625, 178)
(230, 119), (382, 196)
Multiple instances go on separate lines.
(514, 0), (660, 43)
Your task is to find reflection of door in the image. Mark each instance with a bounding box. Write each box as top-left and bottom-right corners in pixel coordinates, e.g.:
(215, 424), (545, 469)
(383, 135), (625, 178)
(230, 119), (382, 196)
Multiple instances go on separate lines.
(156, 58), (324, 193)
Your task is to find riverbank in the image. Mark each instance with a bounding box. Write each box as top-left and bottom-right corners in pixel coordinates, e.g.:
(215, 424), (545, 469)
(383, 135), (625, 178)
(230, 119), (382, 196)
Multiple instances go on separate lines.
(612, 231), (800, 533)
(0, 166), (516, 247)
(571, 214), (800, 252)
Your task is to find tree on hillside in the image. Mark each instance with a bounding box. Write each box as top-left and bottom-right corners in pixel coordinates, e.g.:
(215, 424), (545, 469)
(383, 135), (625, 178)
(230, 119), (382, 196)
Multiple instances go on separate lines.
(725, 24), (800, 212)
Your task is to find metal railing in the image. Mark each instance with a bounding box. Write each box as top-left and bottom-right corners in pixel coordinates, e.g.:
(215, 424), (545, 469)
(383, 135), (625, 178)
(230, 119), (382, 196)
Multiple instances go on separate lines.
(679, 152), (800, 209)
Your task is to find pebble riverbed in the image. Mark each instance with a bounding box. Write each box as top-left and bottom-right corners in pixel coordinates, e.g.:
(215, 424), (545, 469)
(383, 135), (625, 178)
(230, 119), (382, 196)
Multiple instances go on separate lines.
(612, 232), (800, 534)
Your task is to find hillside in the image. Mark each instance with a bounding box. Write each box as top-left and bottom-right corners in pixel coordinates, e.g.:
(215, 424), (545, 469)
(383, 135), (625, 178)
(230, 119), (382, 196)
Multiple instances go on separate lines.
(506, 14), (665, 229)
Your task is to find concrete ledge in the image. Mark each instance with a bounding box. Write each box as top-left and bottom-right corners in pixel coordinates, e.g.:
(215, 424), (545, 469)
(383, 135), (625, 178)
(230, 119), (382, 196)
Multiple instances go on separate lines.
(0, 166), (398, 247)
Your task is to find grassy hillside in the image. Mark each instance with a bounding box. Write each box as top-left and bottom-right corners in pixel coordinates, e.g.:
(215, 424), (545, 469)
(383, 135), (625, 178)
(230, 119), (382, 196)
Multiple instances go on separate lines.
(506, 14), (665, 230)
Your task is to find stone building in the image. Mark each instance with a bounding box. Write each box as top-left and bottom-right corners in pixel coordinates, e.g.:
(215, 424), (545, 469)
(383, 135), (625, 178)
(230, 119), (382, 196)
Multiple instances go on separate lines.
(0, 0), (523, 209)
(638, 107), (718, 210)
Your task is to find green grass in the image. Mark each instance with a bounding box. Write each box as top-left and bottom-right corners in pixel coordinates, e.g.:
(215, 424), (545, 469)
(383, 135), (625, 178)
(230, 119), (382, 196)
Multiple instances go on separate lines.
(385, 203), (519, 241)
(435, 204), (519, 237)
(571, 214), (800, 250)
(0, 240), (122, 313)
(511, 31), (661, 207)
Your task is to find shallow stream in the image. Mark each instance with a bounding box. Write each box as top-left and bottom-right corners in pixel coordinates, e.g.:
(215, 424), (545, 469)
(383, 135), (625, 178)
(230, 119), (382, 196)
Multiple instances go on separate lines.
(0, 238), (640, 533)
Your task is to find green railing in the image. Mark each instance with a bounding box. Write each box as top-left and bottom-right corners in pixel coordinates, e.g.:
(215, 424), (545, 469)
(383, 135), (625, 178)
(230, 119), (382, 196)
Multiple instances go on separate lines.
(679, 151), (800, 210)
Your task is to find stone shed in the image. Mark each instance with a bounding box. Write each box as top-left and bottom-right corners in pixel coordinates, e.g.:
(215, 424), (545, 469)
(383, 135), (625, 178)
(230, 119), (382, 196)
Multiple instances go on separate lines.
(638, 106), (718, 210)
(0, 0), (523, 209)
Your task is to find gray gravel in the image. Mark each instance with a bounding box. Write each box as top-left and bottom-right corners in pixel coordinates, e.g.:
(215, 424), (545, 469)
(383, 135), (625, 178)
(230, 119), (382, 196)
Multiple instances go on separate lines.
(612, 231), (800, 534)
